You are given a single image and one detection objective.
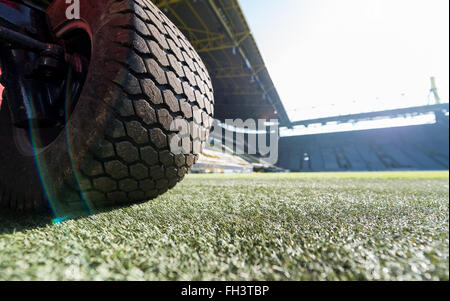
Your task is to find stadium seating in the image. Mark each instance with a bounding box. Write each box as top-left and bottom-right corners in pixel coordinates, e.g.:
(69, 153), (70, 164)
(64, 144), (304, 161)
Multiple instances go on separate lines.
(278, 119), (449, 172)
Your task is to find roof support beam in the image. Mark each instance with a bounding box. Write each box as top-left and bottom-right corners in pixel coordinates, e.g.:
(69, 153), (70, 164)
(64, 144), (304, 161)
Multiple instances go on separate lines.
(156, 0), (292, 126)
(155, 0), (183, 8)
(206, 1), (271, 96)
(211, 64), (266, 78)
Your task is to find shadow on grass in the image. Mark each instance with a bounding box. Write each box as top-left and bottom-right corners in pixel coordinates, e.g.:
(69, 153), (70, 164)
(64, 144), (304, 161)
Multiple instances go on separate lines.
(0, 199), (151, 235)
(0, 209), (53, 235)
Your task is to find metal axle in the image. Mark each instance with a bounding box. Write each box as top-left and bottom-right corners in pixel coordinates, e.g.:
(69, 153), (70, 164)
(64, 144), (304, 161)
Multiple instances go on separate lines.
(0, 25), (62, 55)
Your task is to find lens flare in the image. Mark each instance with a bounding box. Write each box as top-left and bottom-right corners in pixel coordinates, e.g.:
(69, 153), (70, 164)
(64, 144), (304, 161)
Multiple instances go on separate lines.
(0, 67), (3, 108)
(26, 67), (93, 219)
(63, 66), (93, 216)
(26, 93), (62, 217)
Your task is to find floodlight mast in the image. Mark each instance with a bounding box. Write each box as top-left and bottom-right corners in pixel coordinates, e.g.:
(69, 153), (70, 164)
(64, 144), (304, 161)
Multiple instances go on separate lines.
(430, 76), (441, 105)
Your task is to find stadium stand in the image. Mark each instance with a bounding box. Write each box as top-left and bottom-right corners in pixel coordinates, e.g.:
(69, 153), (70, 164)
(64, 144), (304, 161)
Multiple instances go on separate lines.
(193, 121), (286, 173)
(154, 0), (449, 173)
(191, 142), (253, 174)
(278, 116), (449, 172)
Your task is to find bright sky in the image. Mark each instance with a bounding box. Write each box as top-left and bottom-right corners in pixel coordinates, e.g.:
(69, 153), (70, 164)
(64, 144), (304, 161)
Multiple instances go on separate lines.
(240, 0), (449, 122)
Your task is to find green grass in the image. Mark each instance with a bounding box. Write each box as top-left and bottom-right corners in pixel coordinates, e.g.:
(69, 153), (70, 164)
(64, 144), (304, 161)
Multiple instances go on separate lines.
(0, 171), (448, 280)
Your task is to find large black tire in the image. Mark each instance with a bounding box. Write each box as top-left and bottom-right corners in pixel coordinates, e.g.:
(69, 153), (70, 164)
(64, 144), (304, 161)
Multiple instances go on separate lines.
(0, 0), (214, 215)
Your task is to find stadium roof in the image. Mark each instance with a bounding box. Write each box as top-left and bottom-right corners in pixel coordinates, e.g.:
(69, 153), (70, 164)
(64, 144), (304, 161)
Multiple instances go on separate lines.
(154, 0), (292, 127)
(290, 103), (450, 127)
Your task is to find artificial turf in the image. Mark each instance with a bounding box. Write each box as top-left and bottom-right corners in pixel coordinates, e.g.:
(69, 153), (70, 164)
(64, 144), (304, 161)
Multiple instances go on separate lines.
(0, 171), (448, 280)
